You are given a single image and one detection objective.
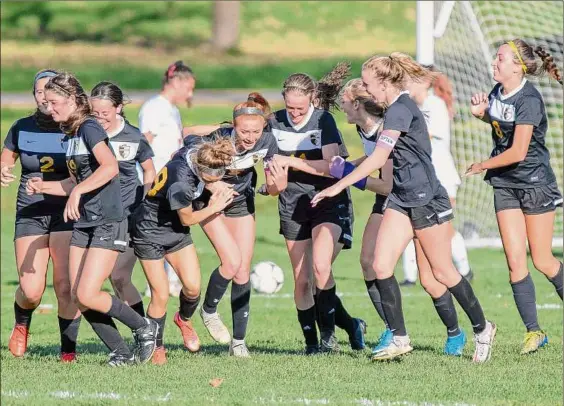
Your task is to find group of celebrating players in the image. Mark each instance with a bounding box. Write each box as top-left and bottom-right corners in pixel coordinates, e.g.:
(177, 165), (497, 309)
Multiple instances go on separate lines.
(1, 37), (562, 366)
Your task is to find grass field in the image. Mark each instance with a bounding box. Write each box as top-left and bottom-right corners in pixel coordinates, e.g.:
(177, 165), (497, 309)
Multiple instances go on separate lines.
(1, 106), (563, 405)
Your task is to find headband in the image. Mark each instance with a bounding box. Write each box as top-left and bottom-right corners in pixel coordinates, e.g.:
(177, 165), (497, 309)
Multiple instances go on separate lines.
(33, 70), (57, 90)
(507, 41), (527, 74)
(233, 107), (264, 119)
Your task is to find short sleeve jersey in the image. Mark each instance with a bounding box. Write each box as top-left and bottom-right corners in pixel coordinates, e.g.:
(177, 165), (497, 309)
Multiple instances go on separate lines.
(484, 79), (556, 188)
(3, 116), (68, 217)
(383, 92), (440, 207)
(135, 146), (203, 232)
(356, 120), (389, 184)
(420, 94), (451, 152)
(108, 118), (154, 215)
(269, 107), (349, 219)
(66, 118), (124, 227)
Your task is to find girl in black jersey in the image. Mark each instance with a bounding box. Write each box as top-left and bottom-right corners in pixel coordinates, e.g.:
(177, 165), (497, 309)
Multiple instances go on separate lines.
(313, 53), (496, 362)
(131, 138), (236, 365)
(90, 82), (155, 322)
(467, 39), (563, 355)
(26, 72), (158, 366)
(340, 78), (469, 357)
(1, 70), (79, 362)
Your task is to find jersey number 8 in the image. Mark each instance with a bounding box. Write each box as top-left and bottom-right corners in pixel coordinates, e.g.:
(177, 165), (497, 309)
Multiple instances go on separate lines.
(147, 167), (168, 197)
(40, 156), (55, 173)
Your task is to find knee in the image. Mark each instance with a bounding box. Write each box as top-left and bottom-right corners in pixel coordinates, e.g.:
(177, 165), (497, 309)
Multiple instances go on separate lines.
(110, 272), (131, 295)
(312, 259), (332, 280)
(373, 259), (394, 280)
(182, 285), (200, 298)
(20, 285), (44, 308)
(360, 253), (374, 275)
(531, 254), (555, 274)
(505, 250), (527, 274)
(150, 287), (170, 308)
(419, 273), (446, 297)
(430, 268), (454, 286)
(53, 278), (73, 305)
(75, 285), (95, 309)
(294, 275), (313, 300)
(220, 257), (242, 280)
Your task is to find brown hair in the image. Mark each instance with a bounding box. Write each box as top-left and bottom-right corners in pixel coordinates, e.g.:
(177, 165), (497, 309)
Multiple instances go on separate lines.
(162, 60), (195, 87)
(232, 92), (272, 126)
(362, 52), (437, 90)
(341, 78), (386, 118)
(194, 138), (235, 172)
(44, 72), (91, 135)
(90, 81), (130, 118)
(282, 62), (351, 111)
(507, 39), (562, 84)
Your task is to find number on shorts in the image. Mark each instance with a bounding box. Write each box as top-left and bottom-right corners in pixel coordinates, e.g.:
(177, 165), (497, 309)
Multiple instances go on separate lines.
(40, 156), (55, 173)
(147, 167), (168, 197)
(492, 120), (503, 139)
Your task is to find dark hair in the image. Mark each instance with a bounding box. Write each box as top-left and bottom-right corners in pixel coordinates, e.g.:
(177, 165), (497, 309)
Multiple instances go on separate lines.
(32, 69), (60, 131)
(162, 60), (195, 87)
(508, 39), (562, 84)
(44, 72), (91, 135)
(90, 81), (130, 118)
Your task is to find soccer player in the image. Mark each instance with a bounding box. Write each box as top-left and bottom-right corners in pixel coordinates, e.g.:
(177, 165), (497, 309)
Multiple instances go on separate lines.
(1, 70), (79, 362)
(312, 53), (496, 362)
(188, 93), (284, 357)
(401, 72), (473, 285)
(138, 61), (196, 298)
(90, 81), (156, 319)
(466, 39), (563, 354)
(131, 138), (236, 364)
(269, 68), (366, 354)
(27, 72), (158, 366)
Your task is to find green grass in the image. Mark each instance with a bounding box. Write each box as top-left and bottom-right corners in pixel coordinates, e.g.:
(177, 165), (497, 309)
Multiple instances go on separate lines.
(1, 106), (563, 405)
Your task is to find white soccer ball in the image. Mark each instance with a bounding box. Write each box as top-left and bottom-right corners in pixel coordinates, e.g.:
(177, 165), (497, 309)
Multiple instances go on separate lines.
(250, 261), (284, 294)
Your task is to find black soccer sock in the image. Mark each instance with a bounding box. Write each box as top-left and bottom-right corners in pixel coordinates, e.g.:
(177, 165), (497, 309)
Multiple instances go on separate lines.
(316, 286), (337, 335)
(511, 274), (541, 332)
(548, 263), (563, 300)
(107, 295), (146, 330)
(14, 301), (34, 328)
(82, 309), (131, 356)
(334, 295), (356, 336)
(203, 267), (231, 314)
(179, 291), (200, 321)
(297, 306), (318, 346)
(375, 276), (407, 336)
(365, 278), (389, 329)
(231, 281), (251, 340)
(432, 291), (461, 337)
(58, 316), (81, 354)
(148, 313), (166, 348)
(129, 301), (145, 318)
(448, 277), (486, 334)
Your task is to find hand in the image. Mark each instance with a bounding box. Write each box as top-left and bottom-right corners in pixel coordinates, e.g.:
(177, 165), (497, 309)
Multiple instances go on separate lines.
(1, 164), (16, 187)
(205, 180), (235, 195)
(464, 162), (484, 177)
(310, 183), (344, 207)
(209, 187), (235, 213)
(268, 157), (288, 190)
(26, 177), (43, 195)
(64, 189), (82, 222)
(470, 92), (489, 118)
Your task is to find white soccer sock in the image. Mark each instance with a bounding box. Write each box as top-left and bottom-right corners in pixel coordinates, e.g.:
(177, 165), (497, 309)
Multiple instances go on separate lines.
(165, 260), (181, 283)
(402, 240), (418, 283)
(451, 231), (470, 277)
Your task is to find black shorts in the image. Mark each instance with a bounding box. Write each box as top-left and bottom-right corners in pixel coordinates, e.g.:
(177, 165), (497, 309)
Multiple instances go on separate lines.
(371, 194), (387, 215)
(132, 224), (193, 260)
(493, 182), (563, 215)
(71, 219), (129, 252)
(193, 192), (255, 218)
(14, 213), (74, 240)
(279, 202), (353, 249)
(385, 189), (454, 230)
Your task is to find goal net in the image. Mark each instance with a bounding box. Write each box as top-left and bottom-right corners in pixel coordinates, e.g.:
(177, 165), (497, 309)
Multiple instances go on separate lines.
(432, 1), (563, 247)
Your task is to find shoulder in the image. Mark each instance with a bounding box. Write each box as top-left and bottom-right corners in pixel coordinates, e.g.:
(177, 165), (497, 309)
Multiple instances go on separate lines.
(10, 115), (36, 132)
(517, 81), (543, 103)
(79, 117), (105, 134)
(119, 121), (143, 141)
(139, 96), (165, 114)
(317, 109), (335, 124)
(387, 98), (412, 116)
(270, 110), (287, 126)
(489, 83), (502, 99)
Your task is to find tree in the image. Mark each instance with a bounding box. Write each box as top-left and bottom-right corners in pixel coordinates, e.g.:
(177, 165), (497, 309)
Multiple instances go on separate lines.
(211, 1), (240, 52)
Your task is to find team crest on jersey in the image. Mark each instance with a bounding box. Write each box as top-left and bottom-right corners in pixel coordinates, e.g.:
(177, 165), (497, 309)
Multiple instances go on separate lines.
(119, 144), (131, 159)
(503, 107), (514, 121)
(310, 132), (320, 146)
(253, 154), (261, 164)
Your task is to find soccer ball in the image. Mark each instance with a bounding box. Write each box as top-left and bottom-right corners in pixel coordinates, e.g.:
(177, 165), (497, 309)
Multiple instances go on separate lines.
(250, 261), (284, 294)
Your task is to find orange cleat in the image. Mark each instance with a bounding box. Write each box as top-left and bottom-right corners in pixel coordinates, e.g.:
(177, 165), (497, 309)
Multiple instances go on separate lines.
(151, 346), (167, 365)
(174, 312), (201, 353)
(60, 352), (77, 363)
(8, 325), (29, 357)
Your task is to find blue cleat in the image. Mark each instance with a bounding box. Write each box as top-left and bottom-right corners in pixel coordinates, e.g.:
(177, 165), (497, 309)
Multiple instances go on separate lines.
(349, 318), (367, 350)
(371, 328), (393, 355)
(444, 330), (467, 356)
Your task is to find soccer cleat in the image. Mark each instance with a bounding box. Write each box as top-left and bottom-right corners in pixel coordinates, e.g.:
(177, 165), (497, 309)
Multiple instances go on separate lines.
(229, 340), (251, 358)
(320, 331), (339, 353)
(200, 308), (231, 344)
(8, 324), (29, 357)
(444, 330), (467, 356)
(472, 321), (497, 363)
(305, 344), (320, 355)
(371, 328), (393, 354)
(60, 352), (77, 363)
(152, 346), (167, 365)
(108, 351), (135, 367)
(133, 318), (158, 364)
(399, 280), (416, 287)
(349, 318), (367, 350)
(174, 312), (201, 352)
(371, 335), (413, 361)
(521, 330), (548, 355)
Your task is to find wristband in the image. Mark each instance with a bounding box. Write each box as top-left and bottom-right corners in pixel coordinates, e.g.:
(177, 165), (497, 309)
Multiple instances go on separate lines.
(342, 161), (367, 191)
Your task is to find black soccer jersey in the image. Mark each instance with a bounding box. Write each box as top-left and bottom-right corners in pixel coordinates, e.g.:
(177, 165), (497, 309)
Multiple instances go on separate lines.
(183, 126), (277, 203)
(4, 116), (68, 217)
(108, 119), (154, 215)
(133, 146), (203, 234)
(66, 118), (124, 227)
(484, 79), (556, 188)
(383, 92), (440, 207)
(269, 107), (350, 220)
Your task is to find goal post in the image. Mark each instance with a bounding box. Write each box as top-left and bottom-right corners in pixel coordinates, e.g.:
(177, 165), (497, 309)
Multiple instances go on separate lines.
(417, 1), (563, 248)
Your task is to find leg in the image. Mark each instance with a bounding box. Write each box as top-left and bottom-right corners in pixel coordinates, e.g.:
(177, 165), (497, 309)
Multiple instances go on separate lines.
(448, 200), (471, 278)
(110, 248), (144, 314)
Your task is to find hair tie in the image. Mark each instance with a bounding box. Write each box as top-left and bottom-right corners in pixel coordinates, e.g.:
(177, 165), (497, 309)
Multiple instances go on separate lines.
(507, 41), (527, 73)
(167, 63), (176, 79)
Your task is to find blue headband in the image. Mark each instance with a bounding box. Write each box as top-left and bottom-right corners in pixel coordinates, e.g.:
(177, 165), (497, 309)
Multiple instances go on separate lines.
(33, 71), (57, 89)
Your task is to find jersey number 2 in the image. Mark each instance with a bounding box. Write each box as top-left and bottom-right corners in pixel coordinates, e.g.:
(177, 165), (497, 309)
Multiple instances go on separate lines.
(147, 167), (168, 197)
(40, 156), (55, 173)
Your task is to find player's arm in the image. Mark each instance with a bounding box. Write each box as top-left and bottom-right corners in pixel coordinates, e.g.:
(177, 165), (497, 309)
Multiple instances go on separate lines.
(182, 124), (221, 138)
(470, 92), (491, 124)
(265, 158), (288, 196)
(1, 147), (19, 187)
(140, 158), (156, 195)
(365, 158), (393, 195)
(74, 142), (119, 195)
(275, 143), (339, 177)
(177, 188), (235, 226)
(27, 176), (76, 196)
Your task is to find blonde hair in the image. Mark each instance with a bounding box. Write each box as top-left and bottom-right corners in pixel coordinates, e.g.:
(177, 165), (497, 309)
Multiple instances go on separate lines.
(507, 39), (562, 84)
(362, 52), (437, 90)
(195, 138), (235, 171)
(341, 78), (385, 117)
